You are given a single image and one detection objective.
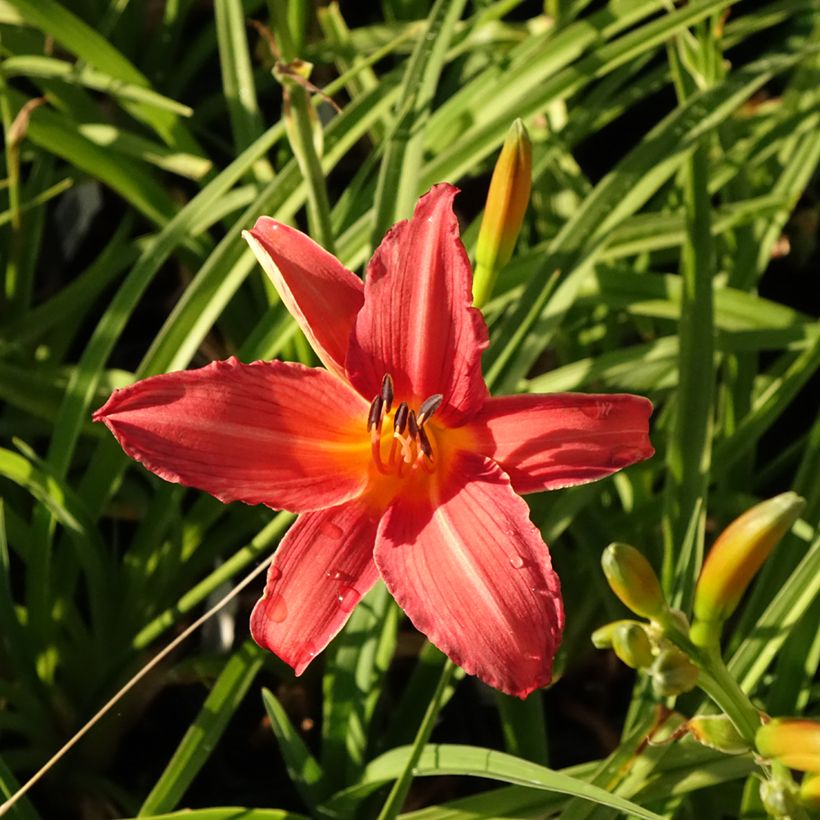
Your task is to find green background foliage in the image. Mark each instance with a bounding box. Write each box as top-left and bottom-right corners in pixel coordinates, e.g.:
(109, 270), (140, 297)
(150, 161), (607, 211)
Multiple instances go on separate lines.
(0, 0), (817, 818)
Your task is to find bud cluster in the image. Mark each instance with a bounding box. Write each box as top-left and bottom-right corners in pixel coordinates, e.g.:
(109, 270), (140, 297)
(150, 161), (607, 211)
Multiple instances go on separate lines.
(592, 493), (813, 817)
(594, 545), (699, 697)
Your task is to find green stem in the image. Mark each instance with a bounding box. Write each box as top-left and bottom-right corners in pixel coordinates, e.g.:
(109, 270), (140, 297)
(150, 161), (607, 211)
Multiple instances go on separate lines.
(377, 658), (455, 820)
(658, 613), (761, 741)
(696, 654), (761, 741)
(269, 4), (335, 253)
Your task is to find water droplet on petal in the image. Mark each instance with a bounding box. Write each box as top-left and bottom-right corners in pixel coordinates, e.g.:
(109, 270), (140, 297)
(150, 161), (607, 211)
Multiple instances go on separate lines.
(509, 554), (525, 569)
(525, 653), (542, 662)
(337, 584), (361, 613)
(326, 569), (343, 580)
(304, 640), (317, 658)
(531, 586), (552, 598)
(268, 565), (282, 582)
(321, 521), (344, 539)
(267, 592), (288, 623)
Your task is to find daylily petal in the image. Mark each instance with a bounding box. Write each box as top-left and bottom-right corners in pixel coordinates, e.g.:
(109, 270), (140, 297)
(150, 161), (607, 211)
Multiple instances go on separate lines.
(93, 358), (371, 512)
(251, 499), (381, 675)
(244, 218), (364, 377)
(468, 393), (654, 494)
(346, 184), (489, 424)
(374, 452), (563, 698)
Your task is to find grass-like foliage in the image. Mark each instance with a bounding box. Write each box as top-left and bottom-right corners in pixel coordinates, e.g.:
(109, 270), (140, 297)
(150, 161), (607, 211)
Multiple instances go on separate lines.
(1, 1), (818, 818)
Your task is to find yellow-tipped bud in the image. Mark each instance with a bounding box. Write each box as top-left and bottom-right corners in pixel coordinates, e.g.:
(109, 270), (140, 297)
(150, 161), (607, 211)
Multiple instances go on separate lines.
(611, 622), (655, 669)
(800, 772), (820, 810)
(650, 648), (699, 698)
(691, 493), (805, 647)
(591, 619), (636, 649)
(756, 719), (820, 774)
(473, 119), (532, 308)
(601, 543), (667, 619)
(686, 715), (750, 754)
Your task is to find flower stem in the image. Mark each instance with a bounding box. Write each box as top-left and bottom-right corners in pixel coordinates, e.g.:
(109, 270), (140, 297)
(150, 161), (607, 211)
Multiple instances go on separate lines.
(269, 4), (336, 254)
(657, 613), (761, 741)
(377, 657), (455, 820)
(695, 651), (761, 741)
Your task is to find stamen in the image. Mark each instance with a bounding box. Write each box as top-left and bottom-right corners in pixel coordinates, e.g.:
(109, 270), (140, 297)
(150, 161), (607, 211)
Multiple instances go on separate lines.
(393, 402), (409, 435)
(367, 396), (383, 432)
(417, 425), (433, 459)
(380, 374), (394, 413)
(407, 410), (419, 439)
(371, 431), (388, 474)
(417, 393), (443, 426)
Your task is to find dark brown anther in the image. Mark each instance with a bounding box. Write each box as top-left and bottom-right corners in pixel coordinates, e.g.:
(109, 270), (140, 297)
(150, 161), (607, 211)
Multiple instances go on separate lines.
(393, 402), (409, 434)
(367, 396), (383, 432)
(380, 373), (394, 413)
(407, 410), (419, 439)
(417, 393), (444, 426)
(417, 426), (433, 459)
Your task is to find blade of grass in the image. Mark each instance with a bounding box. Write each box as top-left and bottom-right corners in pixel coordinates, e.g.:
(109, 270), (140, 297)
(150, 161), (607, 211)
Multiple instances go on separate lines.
(376, 660), (456, 820)
(369, 744), (665, 820)
(370, 0), (467, 245)
(1, 56), (193, 115)
(270, 3), (335, 252)
(321, 583), (398, 790)
(138, 641), (264, 816)
(261, 689), (330, 815)
(0, 757), (40, 820)
(214, 0), (272, 180)
(3, 0), (198, 148)
(662, 140), (715, 610)
(728, 531), (820, 694)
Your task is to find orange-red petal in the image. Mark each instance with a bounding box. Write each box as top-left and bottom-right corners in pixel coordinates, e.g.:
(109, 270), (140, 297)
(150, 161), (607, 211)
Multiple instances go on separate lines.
(346, 184), (488, 423)
(250, 499), (381, 675)
(93, 358), (371, 513)
(467, 393), (654, 494)
(374, 452), (563, 698)
(244, 219), (364, 378)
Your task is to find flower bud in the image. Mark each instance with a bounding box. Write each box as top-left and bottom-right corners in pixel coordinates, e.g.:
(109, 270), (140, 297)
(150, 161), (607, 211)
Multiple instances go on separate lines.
(756, 719), (820, 773)
(760, 780), (802, 819)
(800, 773), (820, 810)
(473, 119), (532, 308)
(601, 543), (667, 619)
(650, 648), (699, 698)
(611, 621), (654, 669)
(686, 715), (750, 754)
(692, 493), (805, 648)
(591, 619), (633, 649)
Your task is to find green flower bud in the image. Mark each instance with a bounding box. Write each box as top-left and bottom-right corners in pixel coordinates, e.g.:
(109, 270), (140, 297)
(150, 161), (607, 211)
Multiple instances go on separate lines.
(611, 622), (655, 670)
(760, 779), (802, 819)
(650, 648), (699, 698)
(686, 715), (751, 755)
(601, 543), (667, 619)
(591, 619), (641, 649)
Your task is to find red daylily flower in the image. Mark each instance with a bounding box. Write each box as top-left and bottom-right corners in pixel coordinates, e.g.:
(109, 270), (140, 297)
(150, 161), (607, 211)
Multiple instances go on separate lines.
(94, 184), (654, 698)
